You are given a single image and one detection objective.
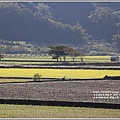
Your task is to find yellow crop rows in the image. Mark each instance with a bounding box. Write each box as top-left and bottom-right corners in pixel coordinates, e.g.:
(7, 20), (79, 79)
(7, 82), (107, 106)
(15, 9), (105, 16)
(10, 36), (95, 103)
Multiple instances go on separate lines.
(0, 68), (120, 79)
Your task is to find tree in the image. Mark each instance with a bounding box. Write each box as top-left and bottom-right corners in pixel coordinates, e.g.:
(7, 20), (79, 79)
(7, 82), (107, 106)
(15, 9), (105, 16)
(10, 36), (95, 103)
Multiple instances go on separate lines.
(49, 45), (84, 62)
(67, 46), (83, 61)
(0, 44), (4, 60)
(112, 23), (120, 52)
(34, 3), (52, 19)
(0, 52), (3, 60)
(73, 22), (89, 42)
(48, 45), (67, 62)
(115, 23), (120, 35)
(79, 50), (84, 62)
(88, 7), (115, 23)
(112, 34), (120, 51)
(33, 73), (42, 81)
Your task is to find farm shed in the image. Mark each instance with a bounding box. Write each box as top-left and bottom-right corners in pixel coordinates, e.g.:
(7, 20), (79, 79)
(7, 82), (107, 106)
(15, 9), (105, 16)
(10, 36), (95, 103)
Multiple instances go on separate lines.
(110, 56), (119, 61)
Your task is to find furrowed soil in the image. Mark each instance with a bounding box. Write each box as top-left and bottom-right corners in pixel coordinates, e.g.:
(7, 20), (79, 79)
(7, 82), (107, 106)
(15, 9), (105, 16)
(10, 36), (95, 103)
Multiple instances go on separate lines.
(0, 80), (119, 104)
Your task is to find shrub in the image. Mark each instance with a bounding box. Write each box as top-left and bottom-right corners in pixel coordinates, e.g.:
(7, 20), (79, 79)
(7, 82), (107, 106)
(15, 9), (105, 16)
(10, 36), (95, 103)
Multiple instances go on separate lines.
(61, 76), (66, 80)
(33, 73), (42, 81)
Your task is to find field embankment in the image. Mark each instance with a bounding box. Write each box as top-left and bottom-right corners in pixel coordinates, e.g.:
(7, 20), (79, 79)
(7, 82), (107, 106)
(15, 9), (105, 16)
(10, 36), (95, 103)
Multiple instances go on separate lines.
(1, 60), (120, 70)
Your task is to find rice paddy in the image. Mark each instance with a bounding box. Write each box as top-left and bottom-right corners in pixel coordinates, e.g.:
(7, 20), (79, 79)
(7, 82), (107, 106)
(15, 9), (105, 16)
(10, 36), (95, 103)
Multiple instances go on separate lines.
(0, 55), (120, 118)
(0, 68), (120, 79)
(2, 55), (111, 62)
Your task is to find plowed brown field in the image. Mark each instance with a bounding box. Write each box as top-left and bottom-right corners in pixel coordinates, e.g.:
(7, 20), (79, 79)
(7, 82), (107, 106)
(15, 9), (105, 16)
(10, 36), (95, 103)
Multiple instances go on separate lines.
(0, 80), (119, 104)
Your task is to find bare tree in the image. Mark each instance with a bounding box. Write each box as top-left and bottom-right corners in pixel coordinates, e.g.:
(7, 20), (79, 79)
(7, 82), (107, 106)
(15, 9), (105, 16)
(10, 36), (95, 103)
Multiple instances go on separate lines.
(67, 47), (83, 61)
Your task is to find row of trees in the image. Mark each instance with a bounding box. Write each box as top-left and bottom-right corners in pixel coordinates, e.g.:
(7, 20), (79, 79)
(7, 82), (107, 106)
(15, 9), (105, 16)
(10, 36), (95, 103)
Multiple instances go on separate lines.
(81, 39), (118, 55)
(0, 45), (84, 62)
(0, 39), (49, 55)
(49, 45), (84, 62)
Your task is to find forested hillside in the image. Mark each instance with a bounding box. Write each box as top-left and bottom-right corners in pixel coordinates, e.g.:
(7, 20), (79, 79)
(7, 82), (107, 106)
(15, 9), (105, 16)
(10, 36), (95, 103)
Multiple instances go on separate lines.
(0, 2), (89, 46)
(46, 2), (120, 43)
(0, 2), (120, 54)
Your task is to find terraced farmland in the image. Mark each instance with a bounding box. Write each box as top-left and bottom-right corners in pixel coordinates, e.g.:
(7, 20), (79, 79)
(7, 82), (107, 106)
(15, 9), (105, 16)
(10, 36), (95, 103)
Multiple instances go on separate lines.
(0, 56), (120, 118)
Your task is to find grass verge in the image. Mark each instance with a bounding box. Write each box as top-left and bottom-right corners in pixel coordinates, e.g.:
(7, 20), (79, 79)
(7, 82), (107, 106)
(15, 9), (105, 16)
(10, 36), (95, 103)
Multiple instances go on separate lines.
(0, 104), (120, 118)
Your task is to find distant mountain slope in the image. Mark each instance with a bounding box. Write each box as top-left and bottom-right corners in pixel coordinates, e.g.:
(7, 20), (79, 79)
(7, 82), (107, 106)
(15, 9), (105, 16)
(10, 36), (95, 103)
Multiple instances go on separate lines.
(0, 2), (120, 52)
(0, 2), (89, 46)
(45, 2), (94, 25)
(45, 2), (120, 42)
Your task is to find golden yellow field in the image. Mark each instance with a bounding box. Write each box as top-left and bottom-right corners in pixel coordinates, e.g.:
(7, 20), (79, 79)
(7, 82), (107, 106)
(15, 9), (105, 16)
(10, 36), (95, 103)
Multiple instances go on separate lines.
(0, 68), (120, 79)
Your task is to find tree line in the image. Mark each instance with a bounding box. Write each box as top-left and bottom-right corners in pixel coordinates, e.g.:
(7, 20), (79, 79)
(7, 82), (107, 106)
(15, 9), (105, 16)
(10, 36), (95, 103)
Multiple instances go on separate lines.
(0, 43), (84, 62)
(0, 38), (118, 60)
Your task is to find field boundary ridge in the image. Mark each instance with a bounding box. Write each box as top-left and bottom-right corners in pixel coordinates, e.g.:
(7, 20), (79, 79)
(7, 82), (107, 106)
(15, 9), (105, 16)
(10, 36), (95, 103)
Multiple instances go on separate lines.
(0, 99), (119, 109)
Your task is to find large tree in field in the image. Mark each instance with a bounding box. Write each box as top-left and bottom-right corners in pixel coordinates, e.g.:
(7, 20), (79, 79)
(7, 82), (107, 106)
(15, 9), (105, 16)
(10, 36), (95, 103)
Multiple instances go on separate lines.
(48, 45), (68, 62)
(49, 45), (84, 62)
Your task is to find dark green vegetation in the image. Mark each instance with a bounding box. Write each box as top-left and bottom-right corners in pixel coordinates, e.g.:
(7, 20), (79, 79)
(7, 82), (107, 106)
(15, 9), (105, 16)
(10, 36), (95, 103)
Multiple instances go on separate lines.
(0, 39), (48, 55)
(0, 2), (88, 46)
(0, 2), (120, 55)
(49, 45), (83, 61)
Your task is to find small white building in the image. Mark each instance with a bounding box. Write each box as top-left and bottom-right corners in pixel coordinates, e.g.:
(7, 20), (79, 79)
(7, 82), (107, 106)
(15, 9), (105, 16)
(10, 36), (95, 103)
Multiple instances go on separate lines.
(110, 56), (119, 61)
